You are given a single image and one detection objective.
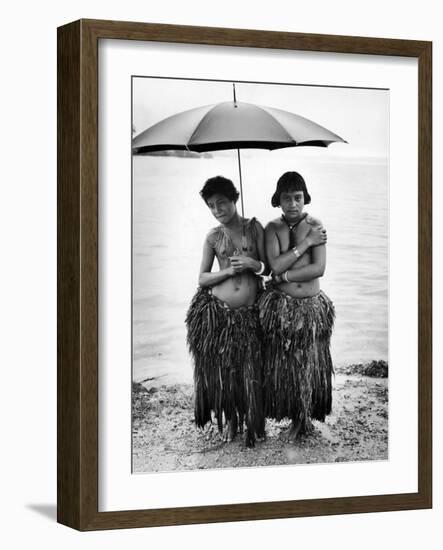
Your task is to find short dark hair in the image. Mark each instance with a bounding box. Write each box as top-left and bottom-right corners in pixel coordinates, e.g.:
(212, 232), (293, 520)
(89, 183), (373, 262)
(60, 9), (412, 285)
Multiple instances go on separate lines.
(200, 176), (240, 204)
(271, 171), (311, 207)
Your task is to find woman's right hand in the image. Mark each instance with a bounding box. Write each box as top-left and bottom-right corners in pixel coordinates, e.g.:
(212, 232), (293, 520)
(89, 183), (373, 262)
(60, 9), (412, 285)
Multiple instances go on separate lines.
(307, 225), (327, 247)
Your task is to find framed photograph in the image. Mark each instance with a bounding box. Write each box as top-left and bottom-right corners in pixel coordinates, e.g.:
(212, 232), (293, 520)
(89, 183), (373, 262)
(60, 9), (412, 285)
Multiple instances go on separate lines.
(57, 19), (432, 530)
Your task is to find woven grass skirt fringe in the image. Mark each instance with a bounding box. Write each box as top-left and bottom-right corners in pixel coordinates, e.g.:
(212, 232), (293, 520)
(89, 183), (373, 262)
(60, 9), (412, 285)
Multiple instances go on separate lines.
(186, 288), (265, 447)
(257, 288), (335, 432)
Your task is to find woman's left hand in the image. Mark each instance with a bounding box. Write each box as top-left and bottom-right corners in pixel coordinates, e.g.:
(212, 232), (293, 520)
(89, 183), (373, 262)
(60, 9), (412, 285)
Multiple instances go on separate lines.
(229, 255), (257, 273)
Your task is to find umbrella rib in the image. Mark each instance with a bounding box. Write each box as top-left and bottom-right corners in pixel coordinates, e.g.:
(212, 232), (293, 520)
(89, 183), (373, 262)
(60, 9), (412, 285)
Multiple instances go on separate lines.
(187, 102), (297, 149)
(255, 105), (297, 145)
(259, 105), (345, 145)
(186, 106), (217, 147)
(132, 103), (216, 152)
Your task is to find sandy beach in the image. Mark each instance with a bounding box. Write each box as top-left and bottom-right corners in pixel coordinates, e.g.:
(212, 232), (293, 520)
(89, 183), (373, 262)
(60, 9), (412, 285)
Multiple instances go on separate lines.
(132, 361), (388, 473)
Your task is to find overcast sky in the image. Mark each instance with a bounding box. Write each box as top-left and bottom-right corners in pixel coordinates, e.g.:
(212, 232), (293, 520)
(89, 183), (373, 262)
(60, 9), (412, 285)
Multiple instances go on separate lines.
(133, 77), (389, 160)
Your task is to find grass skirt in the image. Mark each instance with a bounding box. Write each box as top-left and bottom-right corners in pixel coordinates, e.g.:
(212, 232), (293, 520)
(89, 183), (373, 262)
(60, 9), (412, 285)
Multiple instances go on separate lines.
(185, 288), (264, 446)
(257, 288), (335, 431)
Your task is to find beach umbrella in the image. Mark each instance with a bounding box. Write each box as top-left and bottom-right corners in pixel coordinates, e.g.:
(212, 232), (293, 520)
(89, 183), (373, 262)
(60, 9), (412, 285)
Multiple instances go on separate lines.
(132, 85), (346, 248)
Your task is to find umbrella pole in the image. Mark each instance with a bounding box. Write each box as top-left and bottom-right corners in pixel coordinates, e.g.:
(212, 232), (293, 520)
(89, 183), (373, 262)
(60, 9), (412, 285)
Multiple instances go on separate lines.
(232, 83), (247, 252)
(236, 148), (247, 252)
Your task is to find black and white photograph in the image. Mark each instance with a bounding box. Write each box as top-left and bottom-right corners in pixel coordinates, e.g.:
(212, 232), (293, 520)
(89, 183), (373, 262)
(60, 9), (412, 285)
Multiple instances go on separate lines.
(131, 76), (389, 473)
(2, 0), (437, 542)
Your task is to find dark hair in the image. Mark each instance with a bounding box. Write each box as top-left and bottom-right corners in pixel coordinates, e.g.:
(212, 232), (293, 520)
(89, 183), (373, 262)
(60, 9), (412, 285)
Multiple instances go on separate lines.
(200, 176), (239, 204)
(271, 171), (311, 207)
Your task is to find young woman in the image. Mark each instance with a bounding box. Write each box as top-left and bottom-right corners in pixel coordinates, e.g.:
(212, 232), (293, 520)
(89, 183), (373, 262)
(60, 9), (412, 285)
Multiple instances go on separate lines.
(186, 176), (268, 447)
(258, 171), (335, 440)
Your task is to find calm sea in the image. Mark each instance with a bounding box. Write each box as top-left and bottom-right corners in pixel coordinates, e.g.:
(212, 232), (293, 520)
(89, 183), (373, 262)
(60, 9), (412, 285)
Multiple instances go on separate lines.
(133, 153), (388, 385)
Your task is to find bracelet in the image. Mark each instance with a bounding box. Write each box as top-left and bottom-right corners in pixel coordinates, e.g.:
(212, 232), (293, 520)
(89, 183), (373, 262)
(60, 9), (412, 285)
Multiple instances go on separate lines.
(254, 261), (265, 275)
(292, 247), (301, 259)
(283, 270), (290, 283)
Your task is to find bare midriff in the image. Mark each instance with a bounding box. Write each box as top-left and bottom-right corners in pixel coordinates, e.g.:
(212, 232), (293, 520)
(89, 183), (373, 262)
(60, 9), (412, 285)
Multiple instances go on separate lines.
(212, 271), (259, 308)
(209, 220), (260, 308)
(277, 277), (320, 298)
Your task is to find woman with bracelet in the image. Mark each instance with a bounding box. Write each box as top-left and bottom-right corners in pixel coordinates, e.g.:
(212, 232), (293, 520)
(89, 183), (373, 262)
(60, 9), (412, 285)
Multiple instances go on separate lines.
(186, 176), (268, 447)
(258, 171), (335, 441)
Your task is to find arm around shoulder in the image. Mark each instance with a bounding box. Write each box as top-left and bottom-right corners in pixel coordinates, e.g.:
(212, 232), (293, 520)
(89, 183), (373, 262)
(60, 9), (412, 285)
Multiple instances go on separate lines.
(287, 242), (326, 282)
(264, 221), (284, 274)
(254, 219), (270, 275)
(306, 214), (323, 228)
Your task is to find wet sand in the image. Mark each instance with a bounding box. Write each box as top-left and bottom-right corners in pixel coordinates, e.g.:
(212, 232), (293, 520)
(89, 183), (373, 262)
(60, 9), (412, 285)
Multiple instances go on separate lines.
(132, 361), (388, 473)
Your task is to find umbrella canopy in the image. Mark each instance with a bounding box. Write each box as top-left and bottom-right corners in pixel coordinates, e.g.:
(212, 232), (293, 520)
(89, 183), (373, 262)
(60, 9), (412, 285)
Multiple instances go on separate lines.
(132, 100), (346, 154)
(132, 93), (346, 251)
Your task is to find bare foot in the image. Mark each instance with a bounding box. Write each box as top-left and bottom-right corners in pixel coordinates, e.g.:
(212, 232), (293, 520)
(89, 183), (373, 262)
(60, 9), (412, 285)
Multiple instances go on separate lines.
(256, 431), (266, 442)
(223, 420), (237, 443)
(287, 419), (314, 442)
(245, 429), (256, 448)
(300, 419), (315, 436)
(287, 420), (302, 442)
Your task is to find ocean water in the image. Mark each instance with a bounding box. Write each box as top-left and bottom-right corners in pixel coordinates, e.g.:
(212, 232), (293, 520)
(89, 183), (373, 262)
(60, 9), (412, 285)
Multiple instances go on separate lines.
(132, 153), (388, 385)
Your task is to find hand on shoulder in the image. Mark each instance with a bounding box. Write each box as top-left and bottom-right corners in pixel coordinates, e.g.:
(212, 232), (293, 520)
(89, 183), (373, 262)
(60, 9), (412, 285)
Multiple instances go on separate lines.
(305, 215), (327, 247)
(305, 214), (323, 227)
(253, 218), (265, 236)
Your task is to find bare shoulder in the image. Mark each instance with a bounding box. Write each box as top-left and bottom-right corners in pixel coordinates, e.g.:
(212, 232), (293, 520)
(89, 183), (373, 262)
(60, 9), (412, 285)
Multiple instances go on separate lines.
(252, 218), (265, 236)
(205, 226), (221, 246)
(265, 217), (284, 232)
(305, 214), (323, 227)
